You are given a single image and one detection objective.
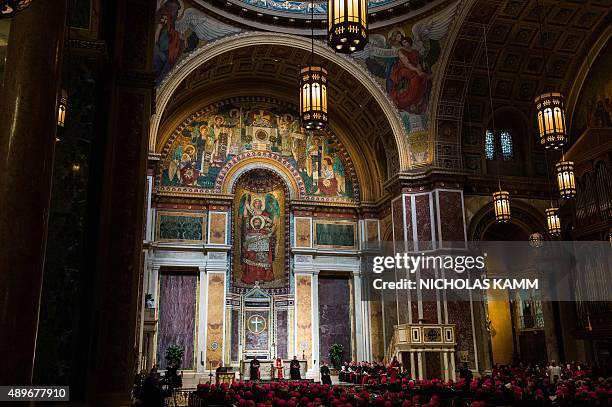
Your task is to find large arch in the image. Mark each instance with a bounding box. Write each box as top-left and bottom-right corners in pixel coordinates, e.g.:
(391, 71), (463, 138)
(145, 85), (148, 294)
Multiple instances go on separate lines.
(150, 31), (410, 173)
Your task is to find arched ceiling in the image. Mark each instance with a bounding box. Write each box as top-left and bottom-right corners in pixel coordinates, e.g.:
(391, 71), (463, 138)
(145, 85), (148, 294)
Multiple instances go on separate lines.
(432, 0), (611, 186)
(464, 0), (611, 126)
(156, 43), (400, 203)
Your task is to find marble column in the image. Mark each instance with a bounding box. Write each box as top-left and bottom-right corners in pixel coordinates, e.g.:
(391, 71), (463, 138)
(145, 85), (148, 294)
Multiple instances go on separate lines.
(86, 0), (155, 404)
(0, 0), (67, 385)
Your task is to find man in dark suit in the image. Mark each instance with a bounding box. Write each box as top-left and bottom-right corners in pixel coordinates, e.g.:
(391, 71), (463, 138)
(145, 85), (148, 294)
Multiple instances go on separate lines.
(290, 356), (301, 380)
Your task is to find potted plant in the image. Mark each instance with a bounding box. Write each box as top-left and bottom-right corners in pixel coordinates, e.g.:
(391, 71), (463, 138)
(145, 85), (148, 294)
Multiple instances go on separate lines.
(165, 345), (184, 369)
(329, 343), (344, 369)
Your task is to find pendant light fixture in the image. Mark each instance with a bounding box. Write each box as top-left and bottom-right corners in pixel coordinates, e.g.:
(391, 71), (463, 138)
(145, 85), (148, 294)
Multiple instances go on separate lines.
(58, 88), (68, 128)
(493, 190), (511, 223)
(300, 0), (328, 130)
(546, 207), (561, 236)
(534, 0), (567, 150)
(328, 0), (368, 53)
(535, 92), (567, 149)
(555, 158), (576, 198)
(482, 25), (511, 223)
(529, 232), (544, 248)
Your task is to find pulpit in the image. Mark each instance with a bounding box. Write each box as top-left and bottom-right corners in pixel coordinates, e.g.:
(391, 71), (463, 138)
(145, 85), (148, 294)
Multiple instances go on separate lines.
(215, 367), (236, 384)
(386, 323), (457, 381)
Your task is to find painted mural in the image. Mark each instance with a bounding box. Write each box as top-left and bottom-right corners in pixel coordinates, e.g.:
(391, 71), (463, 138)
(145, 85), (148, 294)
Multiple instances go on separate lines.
(353, 3), (458, 165)
(354, 4), (457, 133)
(314, 221), (356, 249)
(154, 0), (241, 80)
(157, 212), (205, 242)
(573, 38), (612, 135)
(160, 100), (356, 200)
(233, 172), (287, 292)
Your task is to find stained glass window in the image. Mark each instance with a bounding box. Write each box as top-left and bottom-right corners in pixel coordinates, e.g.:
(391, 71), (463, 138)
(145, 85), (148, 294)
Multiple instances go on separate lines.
(501, 130), (513, 160)
(485, 129), (495, 160)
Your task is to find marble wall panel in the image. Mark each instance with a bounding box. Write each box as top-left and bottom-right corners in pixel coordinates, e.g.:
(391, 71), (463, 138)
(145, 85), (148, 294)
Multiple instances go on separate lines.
(437, 191), (465, 243)
(295, 275), (312, 364)
(318, 278), (351, 364)
(206, 273), (225, 366)
(276, 310), (288, 359)
(157, 274), (197, 369)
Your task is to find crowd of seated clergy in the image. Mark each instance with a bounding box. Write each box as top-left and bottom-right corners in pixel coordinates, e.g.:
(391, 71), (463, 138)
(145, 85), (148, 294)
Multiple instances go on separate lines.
(192, 365), (611, 406)
(338, 357), (402, 385)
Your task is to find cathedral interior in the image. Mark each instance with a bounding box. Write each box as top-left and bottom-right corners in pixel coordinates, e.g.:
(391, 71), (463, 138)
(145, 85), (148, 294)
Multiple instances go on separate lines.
(0, 0), (611, 405)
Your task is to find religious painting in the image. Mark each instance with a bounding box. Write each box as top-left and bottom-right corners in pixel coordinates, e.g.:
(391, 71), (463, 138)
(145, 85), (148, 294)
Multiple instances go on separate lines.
(573, 39), (612, 135)
(365, 219), (379, 243)
(351, 2), (458, 165)
(208, 211), (227, 245)
(154, 0), (241, 81)
(294, 217), (312, 248)
(160, 99), (356, 200)
(232, 171), (287, 292)
(156, 211), (206, 242)
(314, 221), (357, 249)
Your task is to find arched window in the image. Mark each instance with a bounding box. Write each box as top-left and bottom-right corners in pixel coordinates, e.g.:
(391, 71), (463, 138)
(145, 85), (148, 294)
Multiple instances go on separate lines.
(484, 129), (514, 161)
(485, 130), (495, 160)
(500, 131), (513, 160)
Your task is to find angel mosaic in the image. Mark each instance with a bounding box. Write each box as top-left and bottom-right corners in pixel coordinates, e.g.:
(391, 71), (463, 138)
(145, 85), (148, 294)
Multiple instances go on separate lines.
(353, 4), (457, 133)
(154, 0), (241, 80)
(237, 192), (281, 285)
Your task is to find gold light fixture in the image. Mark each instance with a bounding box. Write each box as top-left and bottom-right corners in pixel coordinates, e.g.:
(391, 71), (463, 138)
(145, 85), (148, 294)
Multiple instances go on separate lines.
(299, 66), (328, 130)
(493, 190), (511, 223)
(58, 88), (68, 127)
(328, 0), (367, 53)
(535, 92), (567, 149)
(300, 0), (328, 130)
(556, 160), (576, 198)
(529, 232), (544, 248)
(546, 207), (561, 236)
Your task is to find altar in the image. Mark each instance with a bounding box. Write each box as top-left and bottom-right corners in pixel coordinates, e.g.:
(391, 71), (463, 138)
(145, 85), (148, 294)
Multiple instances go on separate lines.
(240, 359), (307, 380)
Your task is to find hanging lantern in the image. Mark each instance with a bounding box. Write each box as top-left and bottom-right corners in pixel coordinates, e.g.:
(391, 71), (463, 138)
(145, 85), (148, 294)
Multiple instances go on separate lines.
(529, 232), (544, 248)
(328, 0), (368, 53)
(534, 92), (567, 149)
(0, 0), (32, 18)
(493, 190), (511, 223)
(555, 160), (576, 198)
(58, 88), (68, 127)
(299, 65), (328, 130)
(546, 207), (561, 236)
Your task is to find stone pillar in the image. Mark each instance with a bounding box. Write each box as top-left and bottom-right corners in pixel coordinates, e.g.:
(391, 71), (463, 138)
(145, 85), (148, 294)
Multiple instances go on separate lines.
(0, 0), (67, 385)
(311, 271), (320, 380)
(86, 0), (155, 403)
(197, 266), (208, 374)
(294, 256), (314, 375)
(205, 254), (227, 371)
(353, 271), (365, 361)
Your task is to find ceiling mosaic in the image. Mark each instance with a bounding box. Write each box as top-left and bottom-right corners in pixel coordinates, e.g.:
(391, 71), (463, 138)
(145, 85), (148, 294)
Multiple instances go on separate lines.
(158, 98), (360, 203)
(234, 0), (394, 15)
